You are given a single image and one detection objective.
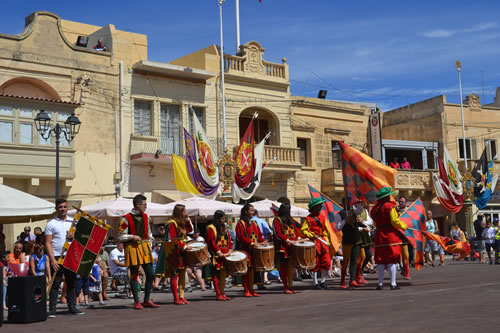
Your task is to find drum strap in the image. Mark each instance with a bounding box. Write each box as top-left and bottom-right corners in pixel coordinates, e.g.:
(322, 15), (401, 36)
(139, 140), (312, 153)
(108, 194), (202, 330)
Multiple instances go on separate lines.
(312, 216), (323, 230)
(166, 219), (180, 241)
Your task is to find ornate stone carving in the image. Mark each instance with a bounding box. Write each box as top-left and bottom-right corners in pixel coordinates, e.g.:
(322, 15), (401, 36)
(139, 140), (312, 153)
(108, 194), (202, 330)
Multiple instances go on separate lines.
(465, 93), (481, 112)
(241, 41), (265, 75)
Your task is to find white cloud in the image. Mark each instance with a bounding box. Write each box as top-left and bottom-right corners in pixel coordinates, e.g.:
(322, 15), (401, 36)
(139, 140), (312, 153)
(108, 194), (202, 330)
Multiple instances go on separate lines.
(422, 22), (497, 38)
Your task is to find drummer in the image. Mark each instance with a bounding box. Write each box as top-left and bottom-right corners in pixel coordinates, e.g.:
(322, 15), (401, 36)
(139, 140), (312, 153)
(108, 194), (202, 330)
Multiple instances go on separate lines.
(206, 210), (232, 301)
(164, 204), (193, 305)
(301, 198), (331, 290)
(272, 203), (298, 294)
(236, 203), (265, 297)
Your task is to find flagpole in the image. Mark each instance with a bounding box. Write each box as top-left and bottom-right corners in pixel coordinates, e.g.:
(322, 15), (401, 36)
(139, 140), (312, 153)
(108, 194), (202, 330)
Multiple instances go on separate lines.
(219, 0), (227, 151)
(235, 0), (240, 54)
(456, 60), (467, 169)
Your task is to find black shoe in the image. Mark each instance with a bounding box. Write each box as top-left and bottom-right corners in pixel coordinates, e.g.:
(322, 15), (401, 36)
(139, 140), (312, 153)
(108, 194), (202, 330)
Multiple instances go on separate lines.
(320, 282), (328, 290)
(48, 310), (56, 318)
(69, 308), (85, 315)
(390, 285), (400, 290)
(376, 285), (383, 290)
(313, 284), (322, 290)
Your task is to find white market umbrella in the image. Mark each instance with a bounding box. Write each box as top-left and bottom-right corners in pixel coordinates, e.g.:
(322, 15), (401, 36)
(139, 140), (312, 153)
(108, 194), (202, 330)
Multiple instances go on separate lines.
(164, 197), (242, 217)
(0, 184), (55, 223)
(251, 199), (309, 218)
(68, 197), (169, 219)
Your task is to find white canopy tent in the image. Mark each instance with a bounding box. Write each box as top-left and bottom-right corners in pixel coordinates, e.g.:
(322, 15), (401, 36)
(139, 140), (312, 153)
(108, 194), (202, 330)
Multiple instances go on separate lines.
(0, 184), (55, 224)
(250, 199), (309, 218)
(163, 197), (242, 218)
(67, 197), (170, 218)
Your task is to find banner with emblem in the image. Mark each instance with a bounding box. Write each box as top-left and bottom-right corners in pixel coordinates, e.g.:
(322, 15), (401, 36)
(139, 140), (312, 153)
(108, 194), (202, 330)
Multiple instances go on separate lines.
(191, 106), (219, 187)
(234, 115), (256, 189)
(60, 212), (110, 278)
(473, 145), (498, 209)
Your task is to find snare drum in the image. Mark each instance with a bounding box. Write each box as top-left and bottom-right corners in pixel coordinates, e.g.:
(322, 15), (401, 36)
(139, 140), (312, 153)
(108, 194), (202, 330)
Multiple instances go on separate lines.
(292, 241), (316, 269)
(224, 251), (248, 276)
(253, 243), (275, 272)
(184, 242), (211, 268)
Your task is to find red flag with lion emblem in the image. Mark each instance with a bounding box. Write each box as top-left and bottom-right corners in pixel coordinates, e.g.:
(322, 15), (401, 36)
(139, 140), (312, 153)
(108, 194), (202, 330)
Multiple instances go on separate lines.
(234, 117), (256, 188)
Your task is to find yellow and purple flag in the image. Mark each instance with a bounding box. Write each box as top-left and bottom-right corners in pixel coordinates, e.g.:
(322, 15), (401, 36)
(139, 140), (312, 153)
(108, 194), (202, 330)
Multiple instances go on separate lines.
(339, 142), (397, 205)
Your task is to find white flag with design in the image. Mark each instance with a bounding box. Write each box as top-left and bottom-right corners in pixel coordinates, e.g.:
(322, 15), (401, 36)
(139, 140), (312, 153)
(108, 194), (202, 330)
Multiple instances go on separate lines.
(191, 106), (219, 187)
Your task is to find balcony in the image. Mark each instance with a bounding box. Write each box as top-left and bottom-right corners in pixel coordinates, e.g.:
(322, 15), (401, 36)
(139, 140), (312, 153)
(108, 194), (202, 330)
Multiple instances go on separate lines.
(129, 133), (224, 164)
(264, 145), (302, 170)
(321, 167), (435, 196)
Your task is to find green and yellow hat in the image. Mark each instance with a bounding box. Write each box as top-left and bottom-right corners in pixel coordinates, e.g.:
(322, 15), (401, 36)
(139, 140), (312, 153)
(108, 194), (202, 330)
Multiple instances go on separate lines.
(308, 197), (327, 209)
(375, 186), (394, 200)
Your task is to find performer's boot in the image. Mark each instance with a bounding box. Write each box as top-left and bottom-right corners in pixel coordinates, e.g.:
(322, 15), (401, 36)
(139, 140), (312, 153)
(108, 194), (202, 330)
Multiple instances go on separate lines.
(248, 267), (260, 297)
(170, 276), (183, 305)
(287, 263), (296, 293)
(213, 271), (225, 301)
(340, 264), (348, 289)
(219, 269), (230, 300)
(439, 254), (445, 266)
(355, 259), (367, 285)
(280, 264), (293, 294)
(179, 270), (190, 304)
(242, 274), (252, 297)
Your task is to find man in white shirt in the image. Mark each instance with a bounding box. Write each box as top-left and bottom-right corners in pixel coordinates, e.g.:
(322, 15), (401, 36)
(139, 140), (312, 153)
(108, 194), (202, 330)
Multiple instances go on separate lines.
(45, 199), (83, 317)
(482, 220), (496, 264)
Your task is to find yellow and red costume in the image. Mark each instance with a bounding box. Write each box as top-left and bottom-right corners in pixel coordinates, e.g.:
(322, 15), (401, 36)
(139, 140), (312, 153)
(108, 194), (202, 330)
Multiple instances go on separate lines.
(165, 218), (193, 304)
(301, 214), (331, 271)
(371, 201), (407, 264)
(273, 217), (297, 293)
(236, 218), (264, 296)
(206, 224), (232, 300)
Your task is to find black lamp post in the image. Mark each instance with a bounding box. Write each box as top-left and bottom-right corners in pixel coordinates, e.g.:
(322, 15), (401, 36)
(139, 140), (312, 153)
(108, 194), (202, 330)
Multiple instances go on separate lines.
(34, 110), (81, 201)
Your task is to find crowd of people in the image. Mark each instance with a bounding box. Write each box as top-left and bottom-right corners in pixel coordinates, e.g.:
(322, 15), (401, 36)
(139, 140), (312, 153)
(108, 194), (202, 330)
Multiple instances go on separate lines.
(2, 189), (499, 318)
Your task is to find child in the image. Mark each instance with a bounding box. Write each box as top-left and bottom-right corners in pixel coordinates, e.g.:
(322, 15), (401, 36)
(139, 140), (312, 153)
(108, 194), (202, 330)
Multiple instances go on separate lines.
(29, 243), (51, 286)
(89, 256), (105, 306)
(75, 273), (90, 308)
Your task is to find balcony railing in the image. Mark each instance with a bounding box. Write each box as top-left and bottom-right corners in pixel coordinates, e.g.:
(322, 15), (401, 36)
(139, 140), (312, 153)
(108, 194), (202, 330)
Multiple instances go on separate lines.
(264, 145), (301, 167)
(130, 133), (182, 156)
(224, 54), (287, 80)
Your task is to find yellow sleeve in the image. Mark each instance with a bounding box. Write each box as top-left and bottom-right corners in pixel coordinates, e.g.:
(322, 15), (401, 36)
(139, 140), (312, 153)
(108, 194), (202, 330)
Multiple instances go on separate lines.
(323, 223), (331, 245)
(301, 219), (315, 239)
(390, 208), (407, 230)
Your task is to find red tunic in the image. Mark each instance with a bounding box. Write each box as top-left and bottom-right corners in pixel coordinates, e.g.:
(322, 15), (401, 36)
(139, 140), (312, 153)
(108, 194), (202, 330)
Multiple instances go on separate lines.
(206, 225), (232, 270)
(166, 219), (191, 269)
(273, 217), (296, 258)
(303, 215), (331, 271)
(236, 219), (264, 266)
(371, 201), (403, 265)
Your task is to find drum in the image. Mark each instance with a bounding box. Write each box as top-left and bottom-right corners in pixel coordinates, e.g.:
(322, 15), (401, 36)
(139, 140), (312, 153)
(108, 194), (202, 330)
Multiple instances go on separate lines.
(224, 251), (248, 276)
(292, 241), (316, 269)
(253, 243), (275, 272)
(184, 242), (211, 268)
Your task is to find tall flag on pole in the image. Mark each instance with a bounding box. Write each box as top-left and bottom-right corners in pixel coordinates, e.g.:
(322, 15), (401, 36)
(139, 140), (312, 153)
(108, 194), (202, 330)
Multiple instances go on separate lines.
(172, 154), (201, 195)
(60, 212), (110, 278)
(234, 115), (256, 189)
(174, 129), (218, 196)
(308, 185), (343, 252)
(191, 106), (219, 187)
(339, 142), (397, 205)
(232, 135), (269, 202)
(399, 198), (426, 271)
(432, 146), (464, 213)
(473, 145), (498, 209)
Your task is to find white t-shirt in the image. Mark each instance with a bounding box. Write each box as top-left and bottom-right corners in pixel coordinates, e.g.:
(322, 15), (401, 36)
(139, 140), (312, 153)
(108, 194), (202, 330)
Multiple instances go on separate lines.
(109, 248), (125, 275)
(45, 217), (73, 257)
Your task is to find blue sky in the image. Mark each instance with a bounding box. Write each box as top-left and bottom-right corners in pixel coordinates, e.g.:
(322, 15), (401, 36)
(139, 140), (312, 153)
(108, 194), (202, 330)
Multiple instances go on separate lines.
(2, 1), (500, 110)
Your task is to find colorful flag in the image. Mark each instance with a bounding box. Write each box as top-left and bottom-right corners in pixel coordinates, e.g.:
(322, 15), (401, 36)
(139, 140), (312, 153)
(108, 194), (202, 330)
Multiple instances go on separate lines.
(473, 145), (498, 209)
(308, 185), (343, 252)
(61, 213), (110, 278)
(191, 106), (219, 187)
(172, 154), (201, 195)
(399, 198), (426, 271)
(339, 142), (397, 205)
(232, 136), (268, 202)
(422, 231), (471, 260)
(432, 146), (463, 213)
(182, 129), (219, 195)
(234, 116), (256, 189)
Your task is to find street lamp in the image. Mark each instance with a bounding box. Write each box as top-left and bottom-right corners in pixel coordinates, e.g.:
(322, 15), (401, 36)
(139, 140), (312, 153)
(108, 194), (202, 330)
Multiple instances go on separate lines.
(34, 109), (81, 201)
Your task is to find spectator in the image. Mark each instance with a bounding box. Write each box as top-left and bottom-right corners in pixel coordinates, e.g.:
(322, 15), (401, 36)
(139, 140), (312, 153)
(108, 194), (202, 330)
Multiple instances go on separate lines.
(0, 255), (7, 310)
(400, 157), (411, 169)
(251, 209), (273, 287)
(0, 225), (5, 254)
(109, 242), (128, 294)
(424, 210), (439, 267)
(473, 214), (486, 263)
(188, 230), (207, 291)
(482, 220), (495, 264)
(154, 225), (166, 239)
(34, 227), (44, 244)
(29, 243), (51, 286)
(75, 273), (90, 308)
(8, 241), (26, 264)
(93, 39), (108, 51)
(24, 240), (36, 263)
(89, 256), (106, 306)
(98, 245), (111, 300)
(18, 226), (36, 242)
(389, 157), (400, 169)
